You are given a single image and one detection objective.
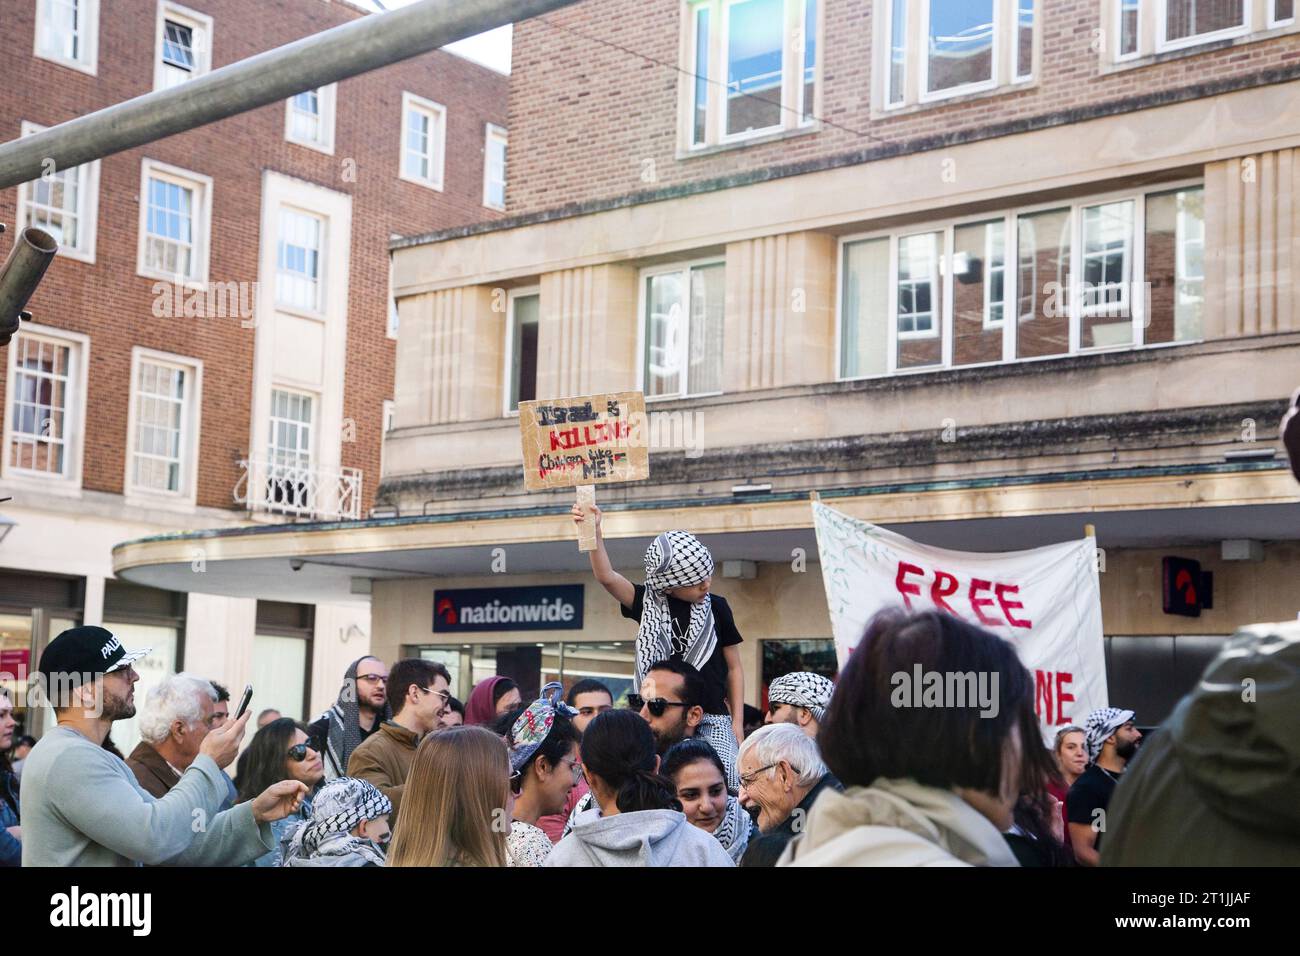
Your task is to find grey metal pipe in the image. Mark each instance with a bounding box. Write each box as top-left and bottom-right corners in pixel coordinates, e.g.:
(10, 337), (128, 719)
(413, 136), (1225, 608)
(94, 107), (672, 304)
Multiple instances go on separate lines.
(0, 226), (58, 345)
(0, 0), (579, 190)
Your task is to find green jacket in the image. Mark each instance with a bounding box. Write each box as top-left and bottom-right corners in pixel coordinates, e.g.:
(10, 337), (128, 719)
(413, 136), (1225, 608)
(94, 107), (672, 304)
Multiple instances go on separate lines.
(1102, 621), (1300, 866)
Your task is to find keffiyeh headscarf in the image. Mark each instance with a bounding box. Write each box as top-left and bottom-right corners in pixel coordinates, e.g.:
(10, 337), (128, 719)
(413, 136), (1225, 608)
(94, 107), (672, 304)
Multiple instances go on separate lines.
(636, 531), (717, 688)
(509, 682), (578, 773)
(283, 777), (391, 867)
(768, 672), (835, 723)
(319, 657), (392, 781)
(1084, 707), (1135, 761)
(711, 795), (754, 864)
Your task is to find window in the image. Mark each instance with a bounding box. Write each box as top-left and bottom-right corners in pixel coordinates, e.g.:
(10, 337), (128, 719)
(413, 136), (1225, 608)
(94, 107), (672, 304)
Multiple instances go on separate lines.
(1272, 0), (1296, 26)
(1160, 0), (1248, 49)
(838, 184), (1205, 377)
(155, 3), (212, 91)
(1114, 0), (1292, 62)
(267, 389), (315, 513)
(127, 350), (200, 499)
(137, 160), (211, 284)
(276, 209), (324, 313)
(1118, 0), (1141, 57)
(641, 261), (725, 398)
(400, 92), (446, 190)
(881, 0), (1033, 110)
(483, 125), (507, 210)
(505, 290), (539, 413)
(16, 122), (100, 263)
(34, 0), (98, 73)
(253, 602), (314, 721)
(285, 84), (337, 154)
(685, 0), (820, 149)
(4, 327), (87, 486)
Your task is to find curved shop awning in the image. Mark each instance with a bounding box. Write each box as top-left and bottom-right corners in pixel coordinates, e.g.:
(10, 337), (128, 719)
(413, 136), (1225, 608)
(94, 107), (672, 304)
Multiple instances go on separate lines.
(112, 463), (1300, 603)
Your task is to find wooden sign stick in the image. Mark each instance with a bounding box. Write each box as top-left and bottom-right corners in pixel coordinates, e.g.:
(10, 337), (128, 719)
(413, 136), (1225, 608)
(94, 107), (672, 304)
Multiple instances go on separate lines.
(576, 484), (597, 552)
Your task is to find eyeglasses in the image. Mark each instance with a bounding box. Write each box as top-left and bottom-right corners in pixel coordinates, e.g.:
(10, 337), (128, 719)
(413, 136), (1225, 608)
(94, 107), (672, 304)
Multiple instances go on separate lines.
(627, 694), (689, 718)
(738, 763), (799, 789)
(419, 686), (451, 705)
(557, 757), (583, 781)
(509, 768), (521, 782)
(357, 674), (388, 684)
(286, 743), (316, 762)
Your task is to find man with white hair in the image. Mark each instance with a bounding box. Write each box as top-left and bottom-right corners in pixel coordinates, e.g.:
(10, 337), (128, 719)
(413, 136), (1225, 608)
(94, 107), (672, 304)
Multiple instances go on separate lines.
(737, 723), (842, 867)
(765, 672), (834, 738)
(127, 674), (219, 799)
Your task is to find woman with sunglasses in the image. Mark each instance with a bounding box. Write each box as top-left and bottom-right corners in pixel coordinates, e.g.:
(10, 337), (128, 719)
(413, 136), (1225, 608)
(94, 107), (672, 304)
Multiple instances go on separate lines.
(387, 725), (511, 867)
(504, 684), (581, 866)
(545, 710), (734, 867)
(236, 718), (325, 867)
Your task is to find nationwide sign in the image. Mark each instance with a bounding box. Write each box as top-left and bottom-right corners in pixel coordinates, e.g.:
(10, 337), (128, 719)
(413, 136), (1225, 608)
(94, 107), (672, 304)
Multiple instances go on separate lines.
(433, 585), (585, 633)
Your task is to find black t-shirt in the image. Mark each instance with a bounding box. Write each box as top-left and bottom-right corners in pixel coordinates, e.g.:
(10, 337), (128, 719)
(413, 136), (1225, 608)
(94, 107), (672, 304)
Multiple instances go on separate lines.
(621, 584), (742, 716)
(1066, 763), (1120, 850)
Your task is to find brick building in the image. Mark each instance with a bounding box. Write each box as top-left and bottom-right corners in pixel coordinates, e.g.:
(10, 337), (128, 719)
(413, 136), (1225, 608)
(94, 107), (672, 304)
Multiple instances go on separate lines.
(0, 0), (508, 745)
(118, 1), (1300, 725)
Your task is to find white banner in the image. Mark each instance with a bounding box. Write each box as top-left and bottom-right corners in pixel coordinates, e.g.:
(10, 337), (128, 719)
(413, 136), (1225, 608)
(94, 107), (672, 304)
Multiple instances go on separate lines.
(812, 501), (1107, 741)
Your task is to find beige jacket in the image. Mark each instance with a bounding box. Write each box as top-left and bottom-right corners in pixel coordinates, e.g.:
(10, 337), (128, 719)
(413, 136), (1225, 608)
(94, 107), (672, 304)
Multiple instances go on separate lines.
(779, 778), (1020, 867)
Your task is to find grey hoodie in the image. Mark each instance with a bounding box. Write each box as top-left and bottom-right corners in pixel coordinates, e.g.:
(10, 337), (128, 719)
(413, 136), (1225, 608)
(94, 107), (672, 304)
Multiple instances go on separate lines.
(544, 808), (735, 867)
(1102, 621), (1300, 866)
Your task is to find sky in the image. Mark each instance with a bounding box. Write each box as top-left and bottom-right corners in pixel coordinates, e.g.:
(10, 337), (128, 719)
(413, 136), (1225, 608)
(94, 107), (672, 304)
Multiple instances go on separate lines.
(365, 0), (513, 74)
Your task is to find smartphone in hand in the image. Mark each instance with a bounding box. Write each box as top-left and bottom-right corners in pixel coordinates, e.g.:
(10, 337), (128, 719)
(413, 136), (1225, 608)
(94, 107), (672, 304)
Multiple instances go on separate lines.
(234, 684), (253, 721)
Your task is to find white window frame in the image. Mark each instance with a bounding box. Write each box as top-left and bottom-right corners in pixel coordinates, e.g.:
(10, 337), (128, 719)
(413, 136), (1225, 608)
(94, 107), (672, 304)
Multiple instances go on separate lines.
(284, 83), (337, 155)
(1078, 200), (1136, 321)
(895, 232), (943, 340)
(16, 121), (100, 264)
(268, 387), (317, 468)
(636, 258), (727, 401)
(1, 323), (90, 495)
(880, 0), (1034, 111)
(124, 347), (202, 505)
(834, 179), (1205, 380)
(683, 0), (822, 151)
(483, 124), (508, 211)
(1156, 0), (1252, 52)
(501, 286), (540, 418)
(33, 0), (99, 75)
(136, 158), (213, 287)
(399, 92), (447, 191)
(154, 1), (214, 92)
(1115, 0), (1144, 61)
(274, 206), (327, 317)
(981, 220), (1007, 329)
(1268, 0), (1296, 26)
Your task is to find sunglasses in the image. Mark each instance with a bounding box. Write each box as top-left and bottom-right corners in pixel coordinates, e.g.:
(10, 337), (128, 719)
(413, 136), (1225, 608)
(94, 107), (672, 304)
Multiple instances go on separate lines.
(627, 694), (689, 718)
(286, 743), (315, 762)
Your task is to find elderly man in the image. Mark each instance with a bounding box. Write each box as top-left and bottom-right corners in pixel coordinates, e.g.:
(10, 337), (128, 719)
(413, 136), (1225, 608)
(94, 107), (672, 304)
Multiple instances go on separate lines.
(765, 672), (834, 738)
(127, 674), (220, 798)
(738, 723), (842, 867)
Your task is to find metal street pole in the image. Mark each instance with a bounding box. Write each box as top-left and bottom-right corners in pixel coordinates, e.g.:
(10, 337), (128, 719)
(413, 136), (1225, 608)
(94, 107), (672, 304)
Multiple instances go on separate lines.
(0, 0), (578, 190)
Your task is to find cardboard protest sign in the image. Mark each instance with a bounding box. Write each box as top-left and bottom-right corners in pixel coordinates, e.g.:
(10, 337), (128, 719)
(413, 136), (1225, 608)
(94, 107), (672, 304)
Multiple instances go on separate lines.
(812, 500), (1107, 742)
(518, 391), (650, 492)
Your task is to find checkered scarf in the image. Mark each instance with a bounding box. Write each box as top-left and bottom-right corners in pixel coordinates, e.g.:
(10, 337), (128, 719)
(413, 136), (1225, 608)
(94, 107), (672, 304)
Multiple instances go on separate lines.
(1084, 707), (1135, 761)
(768, 672), (835, 723)
(636, 531), (718, 688)
(283, 777), (391, 865)
(711, 795), (753, 863)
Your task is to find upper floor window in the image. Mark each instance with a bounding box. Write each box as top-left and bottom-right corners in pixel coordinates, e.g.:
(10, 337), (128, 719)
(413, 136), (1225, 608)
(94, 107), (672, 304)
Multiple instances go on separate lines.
(276, 208), (324, 313)
(3, 327), (88, 488)
(880, 0), (1035, 110)
(641, 261), (725, 398)
(684, 0), (820, 150)
(34, 0), (99, 74)
(137, 159), (212, 285)
(17, 121), (100, 263)
(400, 92), (446, 190)
(155, 2), (212, 91)
(1111, 0), (1295, 63)
(839, 184), (1205, 378)
(127, 350), (201, 500)
(285, 84), (337, 154)
(483, 124), (507, 210)
(504, 290), (539, 414)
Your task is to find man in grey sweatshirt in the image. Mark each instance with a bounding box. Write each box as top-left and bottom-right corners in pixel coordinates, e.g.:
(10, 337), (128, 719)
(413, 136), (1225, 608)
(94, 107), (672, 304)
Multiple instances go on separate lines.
(21, 626), (307, 867)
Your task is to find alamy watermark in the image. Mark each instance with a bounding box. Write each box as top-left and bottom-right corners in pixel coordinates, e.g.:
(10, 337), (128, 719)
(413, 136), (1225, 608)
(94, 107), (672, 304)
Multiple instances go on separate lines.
(890, 664), (1000, 718)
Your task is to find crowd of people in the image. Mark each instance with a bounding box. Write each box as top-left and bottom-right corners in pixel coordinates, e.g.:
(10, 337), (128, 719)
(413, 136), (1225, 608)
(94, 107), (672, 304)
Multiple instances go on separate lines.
(2, 508), (1296, 868)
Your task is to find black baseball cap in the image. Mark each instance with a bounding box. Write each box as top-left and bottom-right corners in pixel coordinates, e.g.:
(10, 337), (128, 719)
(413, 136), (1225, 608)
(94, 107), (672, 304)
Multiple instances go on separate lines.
(37, 626), (152, 688)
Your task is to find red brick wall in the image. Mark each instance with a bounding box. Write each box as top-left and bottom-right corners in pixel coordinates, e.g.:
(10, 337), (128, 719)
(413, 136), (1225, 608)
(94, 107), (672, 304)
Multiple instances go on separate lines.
(507, 0), (1300, 213)
(0, 0), (508, 512)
